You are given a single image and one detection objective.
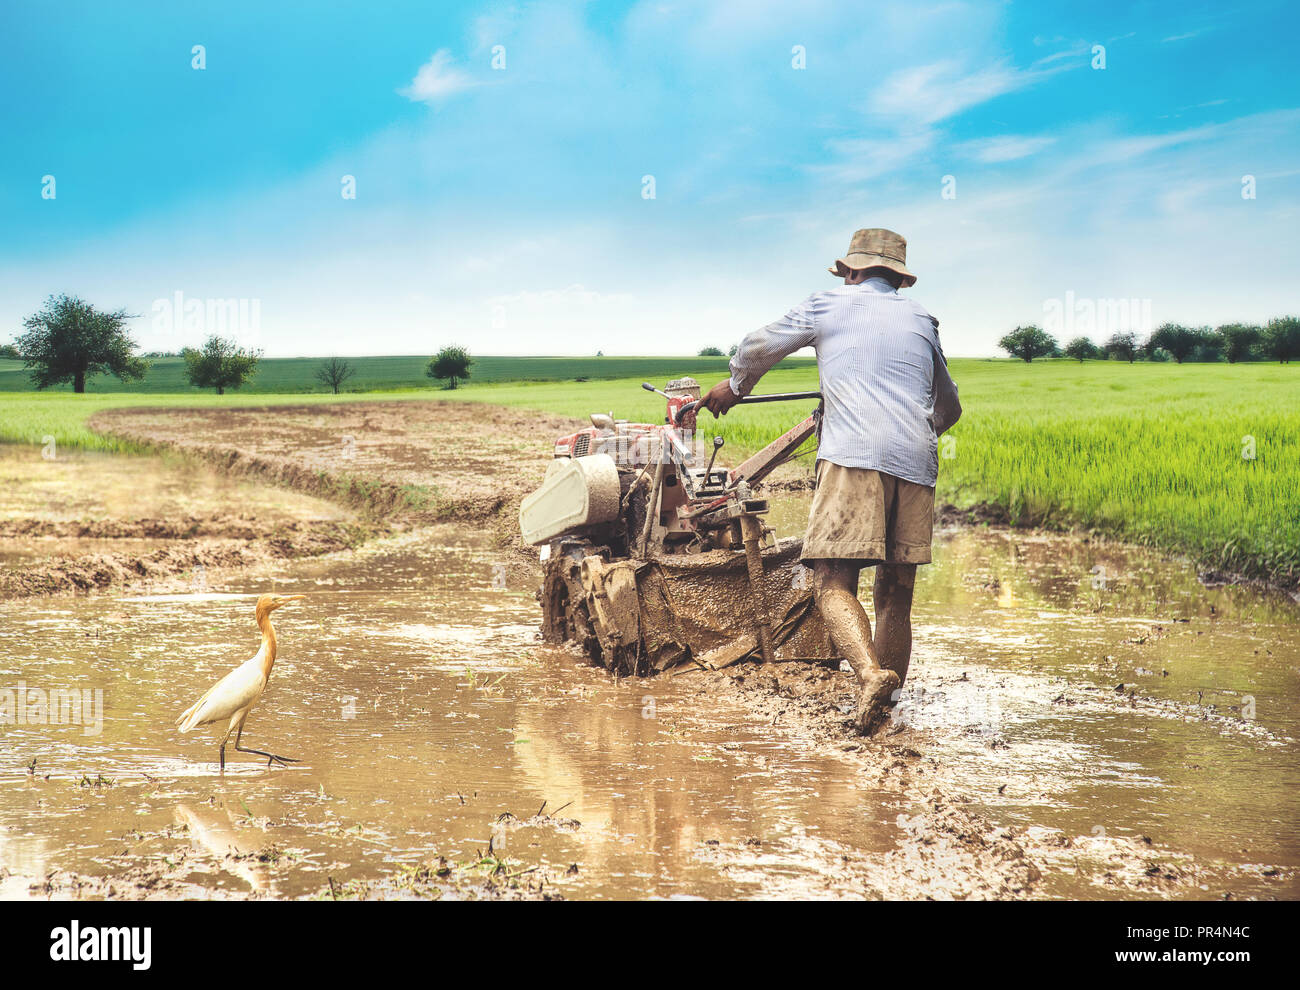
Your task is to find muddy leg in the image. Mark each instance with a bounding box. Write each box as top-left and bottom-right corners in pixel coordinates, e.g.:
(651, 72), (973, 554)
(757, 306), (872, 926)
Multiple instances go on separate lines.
(812, 560), (873, 676)
(873, 563), (917, 687)
(812, 560), (899, 735)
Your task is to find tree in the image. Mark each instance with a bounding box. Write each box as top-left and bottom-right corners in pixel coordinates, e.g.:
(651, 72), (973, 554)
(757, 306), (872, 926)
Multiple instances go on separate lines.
(698, 346), (724, 357)
(182, 335), (261, 394)
(728, 344), (739, 357)
(15, 294), (148, 393)
(0, 343), (20, 360)
(315, 356), (357, 394)
(1142, 338), (1170, 361)
(998, 325), (1058, 362)
(1146, 323), (1211, 364)
(1063, 336), (1101, 362)
(1192, 327), (1223, 363)
(1263, 316), (1300, 363)
(1214, 323), (1261, 363)
(427, 345), (472, 389)
(1103, 331), (1139, 363)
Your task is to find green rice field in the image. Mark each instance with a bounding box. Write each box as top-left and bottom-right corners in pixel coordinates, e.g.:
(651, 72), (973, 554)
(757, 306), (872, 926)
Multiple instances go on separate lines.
(0, 357), (1295, 586)
(0, 354), (796, 394)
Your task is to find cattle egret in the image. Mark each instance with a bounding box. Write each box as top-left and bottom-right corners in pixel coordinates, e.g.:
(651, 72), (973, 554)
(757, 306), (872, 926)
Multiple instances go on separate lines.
(176, 594), (306, 770)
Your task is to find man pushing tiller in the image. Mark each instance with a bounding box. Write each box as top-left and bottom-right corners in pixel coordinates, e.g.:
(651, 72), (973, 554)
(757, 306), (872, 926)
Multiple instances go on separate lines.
(701, 228), (962, 734)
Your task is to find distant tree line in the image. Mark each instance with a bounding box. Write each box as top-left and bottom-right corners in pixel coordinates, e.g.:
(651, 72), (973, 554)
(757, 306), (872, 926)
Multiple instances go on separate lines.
(999, 318), (1300, 364)
(4, 294), (486, 396)
(702, 344), (758, 358)
(9, 294), (1296, 398)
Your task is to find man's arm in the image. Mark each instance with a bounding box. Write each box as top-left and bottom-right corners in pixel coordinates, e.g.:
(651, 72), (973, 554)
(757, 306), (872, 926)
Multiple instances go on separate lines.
(701, 298), (817, 416)
(932, 340), (962, 435)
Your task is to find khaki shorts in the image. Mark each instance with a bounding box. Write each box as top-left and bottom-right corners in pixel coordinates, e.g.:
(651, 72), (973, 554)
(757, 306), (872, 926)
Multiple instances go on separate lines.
(801, 461), (935, 566)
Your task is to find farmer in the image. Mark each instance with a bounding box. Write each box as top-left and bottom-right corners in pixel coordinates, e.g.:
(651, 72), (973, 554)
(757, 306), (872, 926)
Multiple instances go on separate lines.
(701, 228), (961, 734)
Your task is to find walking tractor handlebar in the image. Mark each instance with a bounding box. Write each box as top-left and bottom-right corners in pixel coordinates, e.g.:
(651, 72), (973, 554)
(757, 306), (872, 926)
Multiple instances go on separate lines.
(641, 380), (822, 423)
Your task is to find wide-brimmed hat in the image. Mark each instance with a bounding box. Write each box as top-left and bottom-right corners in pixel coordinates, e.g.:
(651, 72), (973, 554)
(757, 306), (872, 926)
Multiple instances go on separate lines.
(828, 227), (916, 286)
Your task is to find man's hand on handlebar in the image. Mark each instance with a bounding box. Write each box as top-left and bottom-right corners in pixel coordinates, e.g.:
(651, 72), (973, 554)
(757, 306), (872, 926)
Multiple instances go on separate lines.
(701, 379), (742, 417)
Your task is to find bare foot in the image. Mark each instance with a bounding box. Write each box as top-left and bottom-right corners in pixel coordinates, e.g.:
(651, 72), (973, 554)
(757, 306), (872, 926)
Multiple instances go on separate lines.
(854, 669), (901, 736)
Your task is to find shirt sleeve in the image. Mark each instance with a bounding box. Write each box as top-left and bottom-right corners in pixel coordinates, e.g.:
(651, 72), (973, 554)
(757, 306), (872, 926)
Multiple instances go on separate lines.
(931, 330), (962, 435)
(728, 295), (818, 396)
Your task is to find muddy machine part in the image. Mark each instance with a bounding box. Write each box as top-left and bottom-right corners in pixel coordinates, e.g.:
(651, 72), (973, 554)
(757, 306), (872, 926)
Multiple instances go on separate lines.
(525, 377), (837, 676)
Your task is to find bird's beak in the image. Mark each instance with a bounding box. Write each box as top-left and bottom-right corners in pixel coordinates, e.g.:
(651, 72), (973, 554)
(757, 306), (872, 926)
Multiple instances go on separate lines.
(273, 595), (307, 608)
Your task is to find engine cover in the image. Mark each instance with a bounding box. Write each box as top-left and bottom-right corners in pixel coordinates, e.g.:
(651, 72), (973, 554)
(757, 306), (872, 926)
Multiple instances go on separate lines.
(519, 453), (621, 546)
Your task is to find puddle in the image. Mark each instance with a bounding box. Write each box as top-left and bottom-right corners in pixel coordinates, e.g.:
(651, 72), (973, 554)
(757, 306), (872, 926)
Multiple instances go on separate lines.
(910, 523), (1300, 888)
(1, 501), (1297, 899)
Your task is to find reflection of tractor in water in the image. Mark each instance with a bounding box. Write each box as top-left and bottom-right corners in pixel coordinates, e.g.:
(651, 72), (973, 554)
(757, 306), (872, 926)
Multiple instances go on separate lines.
(520, 377), (838, 675)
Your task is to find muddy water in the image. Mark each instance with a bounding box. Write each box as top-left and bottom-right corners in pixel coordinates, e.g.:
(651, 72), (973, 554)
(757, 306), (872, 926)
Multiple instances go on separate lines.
(1, 501), (1297, 899)
(0, 527), (903, 900)
(913, 528), (1300, 878)
(770, 500), (1300, 890)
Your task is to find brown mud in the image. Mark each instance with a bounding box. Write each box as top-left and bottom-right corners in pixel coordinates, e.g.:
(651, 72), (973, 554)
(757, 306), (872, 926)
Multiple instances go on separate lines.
(682, 663), (1261, 899)
(2, 519), (1295, 900)
(89, 401), (569, 526)
(0, 400), (1296, 900)
(3, 402), (573, 600)
(19, 827), (561, 902)
(0, 443), (378, 600)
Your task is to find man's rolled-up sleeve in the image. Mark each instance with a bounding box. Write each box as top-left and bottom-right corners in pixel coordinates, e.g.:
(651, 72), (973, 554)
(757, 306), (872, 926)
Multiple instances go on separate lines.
(728, 295), (818, 397)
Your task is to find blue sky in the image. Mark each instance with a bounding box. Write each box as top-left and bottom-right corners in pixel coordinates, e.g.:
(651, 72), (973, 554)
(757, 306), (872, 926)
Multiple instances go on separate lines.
(2, 0), (1297, 357)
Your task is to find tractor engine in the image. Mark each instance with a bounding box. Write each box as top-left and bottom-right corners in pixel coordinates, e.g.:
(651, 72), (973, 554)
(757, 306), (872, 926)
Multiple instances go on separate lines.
(520, 377), (837, 676)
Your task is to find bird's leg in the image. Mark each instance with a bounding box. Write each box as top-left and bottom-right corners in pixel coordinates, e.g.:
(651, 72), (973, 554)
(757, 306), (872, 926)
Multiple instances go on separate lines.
(232, 725), (300, 767)
(219, 742), (226, 773)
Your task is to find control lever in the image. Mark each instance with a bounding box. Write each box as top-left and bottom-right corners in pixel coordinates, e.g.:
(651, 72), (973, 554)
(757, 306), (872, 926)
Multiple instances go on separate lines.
(705, 435), (724, 480)
(646, 382), (699, 424)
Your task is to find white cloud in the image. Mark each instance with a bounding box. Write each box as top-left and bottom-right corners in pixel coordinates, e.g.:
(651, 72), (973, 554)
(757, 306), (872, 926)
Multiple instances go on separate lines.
(815, 56), (1064, 186)
(1155, 178), (1220, 213)
(1089, 124), (1219, 165)
(868, 59), (1041, 125)
(811, 131), (936, 183)
(959, 134), (1055, 163)
(399, 49), (475, 104)
(488, 284), (637, 310)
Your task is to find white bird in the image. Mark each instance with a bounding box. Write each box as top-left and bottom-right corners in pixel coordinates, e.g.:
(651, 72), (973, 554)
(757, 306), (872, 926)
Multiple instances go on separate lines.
(176, 593), (306, 770)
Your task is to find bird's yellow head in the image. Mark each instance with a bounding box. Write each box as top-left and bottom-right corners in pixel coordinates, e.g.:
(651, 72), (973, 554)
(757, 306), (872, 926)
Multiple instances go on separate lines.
(255, 593), (306, 621)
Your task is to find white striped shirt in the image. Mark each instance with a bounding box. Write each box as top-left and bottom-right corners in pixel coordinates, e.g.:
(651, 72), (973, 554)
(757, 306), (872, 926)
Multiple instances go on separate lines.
(728, 277), (961, 487)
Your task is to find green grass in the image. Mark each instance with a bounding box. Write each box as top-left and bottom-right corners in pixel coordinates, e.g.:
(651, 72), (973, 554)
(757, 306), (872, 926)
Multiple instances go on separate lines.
(0, 354), (808, 394)
(0, 357), (1295, 585)
(936, 362), (1299, 585)
(0, 389), (429, 452)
